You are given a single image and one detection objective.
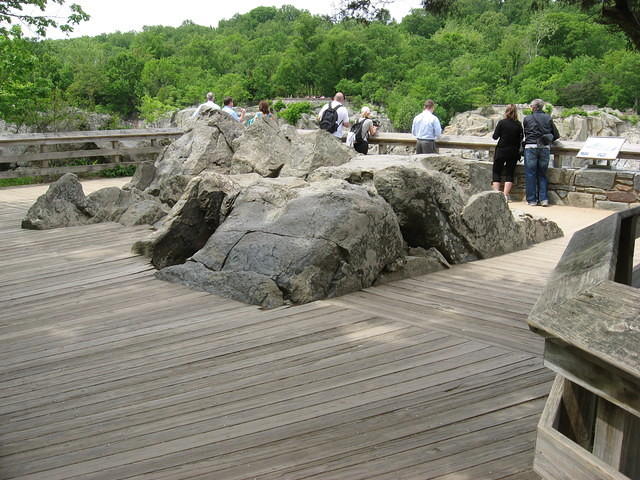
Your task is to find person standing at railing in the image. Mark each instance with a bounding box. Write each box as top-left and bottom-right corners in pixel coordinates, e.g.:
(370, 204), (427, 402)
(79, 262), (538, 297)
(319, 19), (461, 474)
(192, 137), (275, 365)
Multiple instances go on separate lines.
(491, 104), (523, 203)
(523, 99), (560, 207)
(411, 99), (442, 154)
(191, 92), (221, 118)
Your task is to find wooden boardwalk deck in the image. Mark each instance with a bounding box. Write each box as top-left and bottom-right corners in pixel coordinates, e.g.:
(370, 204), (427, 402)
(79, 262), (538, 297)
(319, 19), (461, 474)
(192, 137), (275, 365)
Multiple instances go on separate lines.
(0, 179), (615, 480)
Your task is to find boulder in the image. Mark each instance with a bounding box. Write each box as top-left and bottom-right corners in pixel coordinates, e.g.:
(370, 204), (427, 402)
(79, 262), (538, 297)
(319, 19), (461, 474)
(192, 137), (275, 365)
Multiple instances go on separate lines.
(372, 165), (478, 264)
(157, 262), (284, 308)
(374, 248), (450, 285)
(146, 109), (244, 202)
(133, 172), (262, 269)
(123, 162), (156, 191)
(159, 178), (404, 305)
(461, 191), (529, 258)
(309, 157), (563, 263)
(22, 173), (92, 229)
(231, 120), (353, 178)
(21, 173), (169, 230)
(84, 187), (169, 226)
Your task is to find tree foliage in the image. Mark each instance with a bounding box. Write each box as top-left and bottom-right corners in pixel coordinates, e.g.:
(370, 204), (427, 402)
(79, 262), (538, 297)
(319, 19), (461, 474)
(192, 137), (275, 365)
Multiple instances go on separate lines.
(0, 0), (89, 38)
(0, 2), (638, 133)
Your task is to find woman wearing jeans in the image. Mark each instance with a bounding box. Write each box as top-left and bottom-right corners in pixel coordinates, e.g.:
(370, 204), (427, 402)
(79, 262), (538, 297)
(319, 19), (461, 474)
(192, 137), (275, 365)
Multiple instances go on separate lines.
(522, 99), (560, 206)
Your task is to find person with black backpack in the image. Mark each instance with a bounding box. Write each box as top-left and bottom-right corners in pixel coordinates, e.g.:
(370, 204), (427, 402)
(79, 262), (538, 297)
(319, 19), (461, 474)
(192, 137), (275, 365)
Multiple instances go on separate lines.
(346, 106), (378, 154)
(522, 99), (560, 206)
(318, 92), (350, 138)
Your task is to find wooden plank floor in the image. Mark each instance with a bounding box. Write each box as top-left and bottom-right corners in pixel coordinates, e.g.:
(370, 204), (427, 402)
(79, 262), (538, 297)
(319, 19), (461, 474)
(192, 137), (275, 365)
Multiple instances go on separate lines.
(0, 180), (616, 480)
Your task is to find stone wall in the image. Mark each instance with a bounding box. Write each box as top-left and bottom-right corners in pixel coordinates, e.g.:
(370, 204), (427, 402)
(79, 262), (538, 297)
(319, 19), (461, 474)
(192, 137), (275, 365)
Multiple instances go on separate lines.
(473, 160), (640, 210)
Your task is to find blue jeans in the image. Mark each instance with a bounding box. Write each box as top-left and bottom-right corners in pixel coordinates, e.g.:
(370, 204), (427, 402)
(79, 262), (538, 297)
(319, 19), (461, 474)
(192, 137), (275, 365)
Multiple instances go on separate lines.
(524, 148), (550, 204)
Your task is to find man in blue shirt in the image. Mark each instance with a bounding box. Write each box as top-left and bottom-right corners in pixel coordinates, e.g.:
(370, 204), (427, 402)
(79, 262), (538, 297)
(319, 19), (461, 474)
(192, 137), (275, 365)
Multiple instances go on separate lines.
(222, 97), (246, 123)
(411, 99), (442, 154)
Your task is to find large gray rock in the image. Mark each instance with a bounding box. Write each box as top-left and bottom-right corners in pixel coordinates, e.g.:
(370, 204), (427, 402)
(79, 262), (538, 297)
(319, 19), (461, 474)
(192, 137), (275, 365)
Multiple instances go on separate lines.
(21, 173), (169, 230)
(157, 262), (284, 308)
(231, 120), (353, 178)
(374, 247), (450, 285)
(372, 165), (478, 264)
(309, 157), (563, 263)
(147, 109), (244, 203)
(22, 173), (92, 229)
(133, 172), (262, 269)
(159, 178), (404, 305)
(123, 162), (156, 191)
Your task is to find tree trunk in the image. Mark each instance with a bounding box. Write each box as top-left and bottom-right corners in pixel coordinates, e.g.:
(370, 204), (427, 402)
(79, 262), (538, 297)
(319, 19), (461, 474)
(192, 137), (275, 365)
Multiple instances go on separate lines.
(602, 0), (640, 52)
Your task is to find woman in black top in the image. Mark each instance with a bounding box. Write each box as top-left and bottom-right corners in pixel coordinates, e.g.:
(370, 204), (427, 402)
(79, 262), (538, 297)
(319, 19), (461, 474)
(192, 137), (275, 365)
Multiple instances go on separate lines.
(492, 104), (523, 202)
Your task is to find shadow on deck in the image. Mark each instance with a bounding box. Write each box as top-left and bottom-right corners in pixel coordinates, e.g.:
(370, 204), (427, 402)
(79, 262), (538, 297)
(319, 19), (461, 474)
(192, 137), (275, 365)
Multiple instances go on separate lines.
(0, 179), (614, 480)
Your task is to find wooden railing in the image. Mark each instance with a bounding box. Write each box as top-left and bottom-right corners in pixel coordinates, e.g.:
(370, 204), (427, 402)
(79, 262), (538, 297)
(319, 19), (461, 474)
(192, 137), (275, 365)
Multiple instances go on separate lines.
(0, 128), (183, 179)
(2, 128), (640, 180)
(528, 206), (640, 480)
(369, 132), (640, 163)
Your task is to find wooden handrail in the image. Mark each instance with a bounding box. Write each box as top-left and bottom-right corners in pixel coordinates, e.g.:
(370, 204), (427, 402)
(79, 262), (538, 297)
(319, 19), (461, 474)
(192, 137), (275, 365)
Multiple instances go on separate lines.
(0, 128), (183, 146)
(2, 127), (640, 179)
(0, 128), (185, 179)
(528, 206), (640, 480)
(367, 133), (640, 161)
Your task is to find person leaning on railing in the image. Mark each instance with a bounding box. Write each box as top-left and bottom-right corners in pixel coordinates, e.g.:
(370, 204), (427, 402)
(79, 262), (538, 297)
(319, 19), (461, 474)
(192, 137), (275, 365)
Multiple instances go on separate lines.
(491, 103), (523, 203)
(522, 99), (560, 207)
(411, 99), (442, 154)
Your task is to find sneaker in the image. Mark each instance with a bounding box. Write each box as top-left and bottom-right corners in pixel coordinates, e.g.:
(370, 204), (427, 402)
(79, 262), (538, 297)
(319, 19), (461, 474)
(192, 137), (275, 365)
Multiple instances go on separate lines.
(540, 200), (549, 207)
(527, 202), (538, 206)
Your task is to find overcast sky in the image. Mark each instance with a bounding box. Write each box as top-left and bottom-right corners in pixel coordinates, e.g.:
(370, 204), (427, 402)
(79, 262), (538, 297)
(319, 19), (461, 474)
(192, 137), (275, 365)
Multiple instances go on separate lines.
(33, 0), (420, 39)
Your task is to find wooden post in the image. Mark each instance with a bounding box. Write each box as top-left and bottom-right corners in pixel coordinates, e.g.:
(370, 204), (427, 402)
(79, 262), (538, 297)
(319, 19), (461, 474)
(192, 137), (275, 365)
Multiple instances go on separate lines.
(39, 144), (48, 168)
(614, 215), (638, 285)
(593, 398), (640, 477)
(112, 140), (122, 163)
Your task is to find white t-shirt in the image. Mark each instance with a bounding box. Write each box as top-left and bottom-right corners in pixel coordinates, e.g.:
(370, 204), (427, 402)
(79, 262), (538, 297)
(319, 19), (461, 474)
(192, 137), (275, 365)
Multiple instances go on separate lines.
(318, 101), (349, 138)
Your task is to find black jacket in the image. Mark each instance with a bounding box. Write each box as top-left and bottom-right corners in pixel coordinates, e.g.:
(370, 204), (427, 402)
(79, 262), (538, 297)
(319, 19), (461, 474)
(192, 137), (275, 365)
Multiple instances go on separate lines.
(523, 111), (560, 146)
(492, 118), (523, 149)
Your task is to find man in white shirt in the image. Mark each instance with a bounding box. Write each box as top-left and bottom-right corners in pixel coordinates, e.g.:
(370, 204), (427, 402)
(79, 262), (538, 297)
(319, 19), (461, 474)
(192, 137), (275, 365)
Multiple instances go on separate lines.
(411, 99), (442, 154)
(318, 92), (350, 138)
(222, 97), (246, 122)
(191, 92), (220, 118)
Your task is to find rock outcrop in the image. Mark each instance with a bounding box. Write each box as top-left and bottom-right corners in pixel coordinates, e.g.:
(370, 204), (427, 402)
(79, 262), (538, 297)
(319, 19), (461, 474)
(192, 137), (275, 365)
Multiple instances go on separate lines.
(231, 120), (353, 178)
(309, 156), (563, 263)
(22, 173), (169, 230)
(159, 178), (404, 306)
(22, 110), (564, 308)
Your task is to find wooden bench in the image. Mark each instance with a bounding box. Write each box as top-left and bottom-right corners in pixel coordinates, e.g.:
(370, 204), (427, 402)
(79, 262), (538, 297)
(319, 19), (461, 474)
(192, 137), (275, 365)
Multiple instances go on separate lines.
(528, 206), (640, 480)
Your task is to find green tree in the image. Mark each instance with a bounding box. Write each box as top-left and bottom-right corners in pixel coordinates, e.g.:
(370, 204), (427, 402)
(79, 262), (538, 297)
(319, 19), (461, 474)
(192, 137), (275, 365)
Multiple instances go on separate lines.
(601, 49), (640, 110)
(97, 51), (144, 116)
(0, 0), (88, 38)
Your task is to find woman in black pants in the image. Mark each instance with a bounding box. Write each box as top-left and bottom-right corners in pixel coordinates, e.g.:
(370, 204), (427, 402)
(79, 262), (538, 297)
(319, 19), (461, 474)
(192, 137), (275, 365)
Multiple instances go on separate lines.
(492, 104), (523, 202)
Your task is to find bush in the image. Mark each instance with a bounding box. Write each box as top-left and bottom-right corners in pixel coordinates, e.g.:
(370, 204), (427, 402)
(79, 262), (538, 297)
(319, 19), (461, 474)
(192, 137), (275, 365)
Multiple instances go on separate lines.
(101, 164), (137, 177)
(561, 107), (589, 118)
(272, 99), (286, 112)
(139, 95), (177, 124)
(278, 101), (312, 125)
(620, 114), (639, 126)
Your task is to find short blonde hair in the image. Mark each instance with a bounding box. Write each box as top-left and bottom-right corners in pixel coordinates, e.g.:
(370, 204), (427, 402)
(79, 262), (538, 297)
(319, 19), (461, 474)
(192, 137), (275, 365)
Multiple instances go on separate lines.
(360, 106), (371, 117)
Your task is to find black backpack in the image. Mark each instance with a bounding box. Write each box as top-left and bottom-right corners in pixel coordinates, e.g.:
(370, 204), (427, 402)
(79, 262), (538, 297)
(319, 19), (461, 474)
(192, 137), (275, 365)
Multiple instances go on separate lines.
(319, 102), (342, 133)
(350, 119), (365, 143)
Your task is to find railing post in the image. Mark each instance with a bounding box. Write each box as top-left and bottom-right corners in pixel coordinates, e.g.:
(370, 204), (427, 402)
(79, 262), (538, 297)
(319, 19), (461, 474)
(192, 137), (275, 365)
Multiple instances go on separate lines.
(111, 140), (121, 163)
(614, 215), (638, 285)
(39, 144), (48, 169)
